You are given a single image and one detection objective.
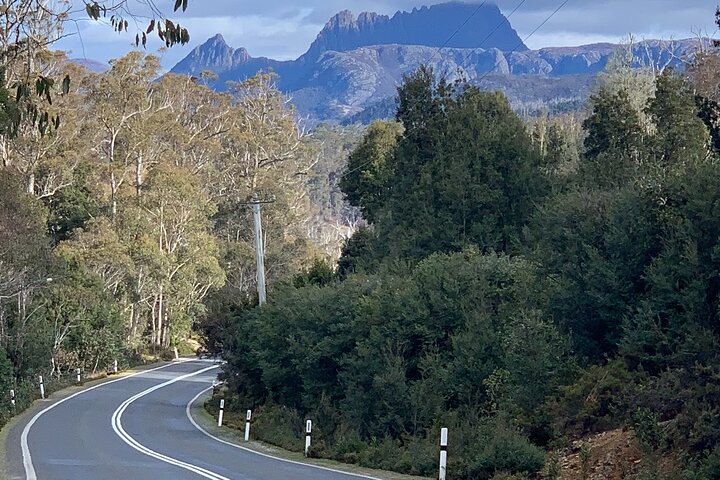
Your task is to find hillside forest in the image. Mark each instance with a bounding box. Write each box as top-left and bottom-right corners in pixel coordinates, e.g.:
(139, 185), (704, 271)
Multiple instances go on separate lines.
(2, 3), (720, 480)
(206, 17), (720, 480)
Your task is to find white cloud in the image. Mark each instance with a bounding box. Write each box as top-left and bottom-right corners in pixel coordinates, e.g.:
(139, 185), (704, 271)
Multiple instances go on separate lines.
(55, 0), (717, 67)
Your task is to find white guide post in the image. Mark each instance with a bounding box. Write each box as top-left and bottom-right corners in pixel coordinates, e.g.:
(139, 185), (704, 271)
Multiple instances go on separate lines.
(304, 420), (312, 457)
(439, 427), (448, 480)
(10, 389), (15, 409)
(113, 359), (118, 374)
(39, 376), (45, 400)
(244, 409), (252, 441)
(76, 368), (81, 384)
(173, 347), (180, 360)
(217, 399), (225, 427)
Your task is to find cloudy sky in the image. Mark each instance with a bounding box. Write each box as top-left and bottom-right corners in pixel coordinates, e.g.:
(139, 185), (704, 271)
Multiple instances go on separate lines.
(56, 0), (717, 68)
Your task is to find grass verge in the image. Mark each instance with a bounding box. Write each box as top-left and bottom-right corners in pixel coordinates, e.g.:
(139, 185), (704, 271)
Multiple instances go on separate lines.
(192, 391), (432, 480)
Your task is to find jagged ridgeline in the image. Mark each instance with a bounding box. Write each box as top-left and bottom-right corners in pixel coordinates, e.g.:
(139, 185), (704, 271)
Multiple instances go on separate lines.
(169, 1), (699, 124)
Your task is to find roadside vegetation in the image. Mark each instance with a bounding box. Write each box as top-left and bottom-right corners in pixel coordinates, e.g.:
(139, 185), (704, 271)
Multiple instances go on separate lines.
(203, 10), (720, 480)
(0, 1), (341, 431)
(1, 2), (720, 480)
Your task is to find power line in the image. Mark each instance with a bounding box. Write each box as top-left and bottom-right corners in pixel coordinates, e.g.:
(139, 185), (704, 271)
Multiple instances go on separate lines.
(455, 0), (529, 73)
(428, 0), (489, 65)
(474, 0), (571, 84)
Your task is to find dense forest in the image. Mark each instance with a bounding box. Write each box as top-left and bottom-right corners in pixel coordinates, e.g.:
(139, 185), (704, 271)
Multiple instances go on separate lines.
(204, 14), (720, 480)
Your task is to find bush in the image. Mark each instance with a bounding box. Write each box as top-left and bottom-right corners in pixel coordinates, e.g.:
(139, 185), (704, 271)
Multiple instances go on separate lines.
(252, 404), (303, 452)
(330, 427), (367, 464)
(696, 447), (720, 480)
(469, 425), (545, 480)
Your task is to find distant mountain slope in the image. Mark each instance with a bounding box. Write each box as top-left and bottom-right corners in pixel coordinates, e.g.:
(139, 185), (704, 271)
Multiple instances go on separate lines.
(169, 2), (701, 124)
(170, 2), (526, 91)
(70, 58), (109, 73)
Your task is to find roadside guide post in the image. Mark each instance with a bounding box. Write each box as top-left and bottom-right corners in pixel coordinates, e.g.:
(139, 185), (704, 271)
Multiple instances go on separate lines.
(304, 419), (312, 457)
(217, 398), (225, 427)
(439, 427), (448, 480)
(244, 409), (252, 441)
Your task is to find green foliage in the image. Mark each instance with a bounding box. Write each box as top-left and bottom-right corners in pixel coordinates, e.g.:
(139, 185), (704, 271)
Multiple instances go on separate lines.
(579, 443), (592, 480)
(340, 67), (546, 264)
(469, 420), (546, 480)
(645, 70), (709, 175)
(293, 259), (337, 288)
(582, 88), (644, 187)
(692, 447), (720, 480)
(216, 250), (571, 477)
(45, 164), (101, 243)
(337, 226), (381, 278)
(251, 404), (303, 452)
(0, 68), (20, 136)
(633, 407), (663, 453)
(340, 121), (402, 224)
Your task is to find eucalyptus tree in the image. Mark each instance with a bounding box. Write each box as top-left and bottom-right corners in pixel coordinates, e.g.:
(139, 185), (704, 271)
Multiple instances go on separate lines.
(126, 165), (225, 348)
(85, 52), (168, 218)
(212, 73), (317, 297)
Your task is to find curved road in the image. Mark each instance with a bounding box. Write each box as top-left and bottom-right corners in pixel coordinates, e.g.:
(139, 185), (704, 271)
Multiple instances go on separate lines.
(6, 360), (376, 480)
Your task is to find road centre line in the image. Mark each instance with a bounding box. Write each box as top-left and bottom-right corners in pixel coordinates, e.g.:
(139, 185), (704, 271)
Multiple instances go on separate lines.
(21, 360), (195, 480)
(111, 364), (228, 480)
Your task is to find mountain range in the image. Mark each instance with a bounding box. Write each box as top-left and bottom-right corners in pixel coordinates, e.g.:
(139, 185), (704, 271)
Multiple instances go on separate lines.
(169, 1), (701, 124)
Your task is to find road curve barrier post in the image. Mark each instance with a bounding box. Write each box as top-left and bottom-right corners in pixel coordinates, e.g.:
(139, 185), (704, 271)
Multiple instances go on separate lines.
(114, 359), (118, 374)
(10, 389), (15, 409)
(39, 375), (45, 400)
(76, 368), (82, 384)
(173, 347), (180, 360)
(244, 409), (252, 441)
(217, 398), (225, 427)
(439, 427), (448, 480)
(304, 419), (312, 457)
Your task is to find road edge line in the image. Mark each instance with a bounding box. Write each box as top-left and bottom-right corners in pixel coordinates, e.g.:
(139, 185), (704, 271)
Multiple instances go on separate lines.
(20, 360), (192, 480)
(185, 387), (382, 480)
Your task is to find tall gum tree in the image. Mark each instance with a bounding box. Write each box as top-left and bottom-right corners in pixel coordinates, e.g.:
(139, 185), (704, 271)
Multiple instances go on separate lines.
(85, 53), (168, 219)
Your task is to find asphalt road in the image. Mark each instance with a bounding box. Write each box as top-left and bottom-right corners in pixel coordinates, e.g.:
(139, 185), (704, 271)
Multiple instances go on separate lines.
(6, 360), (376, 480)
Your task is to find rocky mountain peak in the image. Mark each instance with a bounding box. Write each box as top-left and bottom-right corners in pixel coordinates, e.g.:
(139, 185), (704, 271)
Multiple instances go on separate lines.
(357, 11), (385, 27)
(207, 33), (228, 46)
(232, 47), (251, 64)
(171, 32), (252, 76)
(326, 10), (357, 30)
(303, 1), (526, 61)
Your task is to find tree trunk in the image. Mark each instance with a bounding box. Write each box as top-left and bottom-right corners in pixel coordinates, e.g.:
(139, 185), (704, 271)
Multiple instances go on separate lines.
(1, 136), (10, 168)
(110, 171), (118, 219)
(156, 288), (163, 347)
(27, 173), (35, 195)
(135, 154), (143, 197)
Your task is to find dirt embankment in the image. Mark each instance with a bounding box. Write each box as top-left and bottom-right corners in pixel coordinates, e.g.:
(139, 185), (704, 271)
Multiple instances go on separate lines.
(556, 429), (643, 480)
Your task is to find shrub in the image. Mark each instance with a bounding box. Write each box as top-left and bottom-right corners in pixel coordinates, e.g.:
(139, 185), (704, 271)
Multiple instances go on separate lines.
(469, 425), (545, 480)
(252, 404), (303, 452)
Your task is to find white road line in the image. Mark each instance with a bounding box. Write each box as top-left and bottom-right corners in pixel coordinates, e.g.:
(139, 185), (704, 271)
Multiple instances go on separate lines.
(111, 364), (229, 480)
(21, 360), (194, 480)
(185, 387), (382, 480)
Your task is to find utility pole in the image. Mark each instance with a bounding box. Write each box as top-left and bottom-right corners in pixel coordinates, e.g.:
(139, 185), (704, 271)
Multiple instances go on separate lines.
(251, 194), (267, 305)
